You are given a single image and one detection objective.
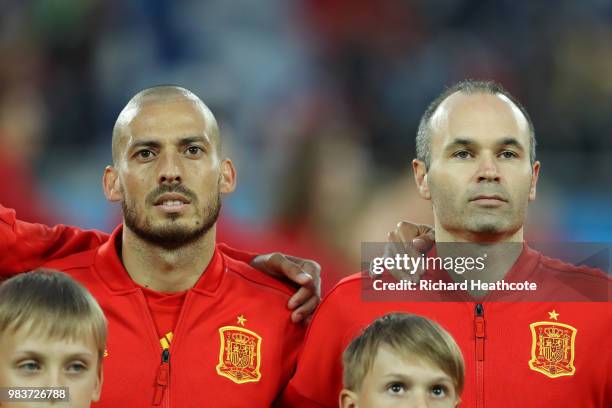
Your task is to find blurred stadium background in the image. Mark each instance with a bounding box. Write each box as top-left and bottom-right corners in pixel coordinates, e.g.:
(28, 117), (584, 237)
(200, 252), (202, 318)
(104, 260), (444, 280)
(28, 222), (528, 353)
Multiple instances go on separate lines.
(1, 0), (611, 293)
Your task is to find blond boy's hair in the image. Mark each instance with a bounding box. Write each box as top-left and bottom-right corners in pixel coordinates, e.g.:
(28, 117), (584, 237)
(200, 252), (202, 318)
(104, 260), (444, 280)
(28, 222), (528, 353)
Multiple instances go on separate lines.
(343, 313), (464, 394)
(0, 269), (107, 361)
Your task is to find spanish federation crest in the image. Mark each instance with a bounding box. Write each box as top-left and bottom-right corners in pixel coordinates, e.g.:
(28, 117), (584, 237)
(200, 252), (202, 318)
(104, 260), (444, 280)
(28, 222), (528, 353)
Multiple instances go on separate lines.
(216, 325), (262, 384)
(528, 318), (577, 378)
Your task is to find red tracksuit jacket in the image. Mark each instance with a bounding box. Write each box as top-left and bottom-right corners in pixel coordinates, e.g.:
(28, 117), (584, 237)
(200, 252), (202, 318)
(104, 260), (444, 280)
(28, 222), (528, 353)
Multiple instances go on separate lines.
(279, 246), (612, 408)
(0, 206), (305, 407)
(0, 205), (254, 275)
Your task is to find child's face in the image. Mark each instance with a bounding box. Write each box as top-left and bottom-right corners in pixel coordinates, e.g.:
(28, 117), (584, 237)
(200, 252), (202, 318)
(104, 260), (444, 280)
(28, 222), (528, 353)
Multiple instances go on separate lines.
(0, 326), (103, 408)
(340, 346), (460, 408)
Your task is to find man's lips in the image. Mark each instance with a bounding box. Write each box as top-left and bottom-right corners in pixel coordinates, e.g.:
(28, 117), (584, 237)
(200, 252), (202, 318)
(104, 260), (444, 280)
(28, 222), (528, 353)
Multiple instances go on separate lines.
(154, 193), (191, 206)
(469, 195), (508, 206)
(469, 195), (507, 202)
(153, 193), (191, 212)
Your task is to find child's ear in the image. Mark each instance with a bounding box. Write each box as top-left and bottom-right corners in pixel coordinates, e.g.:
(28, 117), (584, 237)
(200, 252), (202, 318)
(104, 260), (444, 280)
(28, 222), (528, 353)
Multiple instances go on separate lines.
(339, 389), (359, 408)
(92, 362), (104, 402)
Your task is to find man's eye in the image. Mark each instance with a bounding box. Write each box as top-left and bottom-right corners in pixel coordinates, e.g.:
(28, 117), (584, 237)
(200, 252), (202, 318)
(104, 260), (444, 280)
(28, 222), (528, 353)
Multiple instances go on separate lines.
(453, 150), (472, 159)
(185, 146), (203, 156)
(499, 150), (518, 159)
(386, 382), (406, 395)
(136, 150), (154, 159)
(431, 384), (448, 397)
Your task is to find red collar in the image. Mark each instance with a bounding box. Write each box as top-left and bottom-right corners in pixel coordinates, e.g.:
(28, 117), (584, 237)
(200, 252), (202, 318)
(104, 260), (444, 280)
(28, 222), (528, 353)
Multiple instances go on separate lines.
(424, 242), (541, 283)
(93, 225), (225, 295)
(499, 243), (541, 282)
(420, 242), (541, 302)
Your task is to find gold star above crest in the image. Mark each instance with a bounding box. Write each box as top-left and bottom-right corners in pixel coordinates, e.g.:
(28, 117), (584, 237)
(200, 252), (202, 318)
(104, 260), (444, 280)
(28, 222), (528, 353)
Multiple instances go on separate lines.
(548, 310), (559, 321)
(237, 315), (247, 326)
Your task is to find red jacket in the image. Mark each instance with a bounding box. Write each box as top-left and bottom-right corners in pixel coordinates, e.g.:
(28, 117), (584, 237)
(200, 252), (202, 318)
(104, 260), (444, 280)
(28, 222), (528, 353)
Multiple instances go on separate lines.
(0, 205), (254, 275)
(1, 206), (305, 407)
(279, 246), (612, 408)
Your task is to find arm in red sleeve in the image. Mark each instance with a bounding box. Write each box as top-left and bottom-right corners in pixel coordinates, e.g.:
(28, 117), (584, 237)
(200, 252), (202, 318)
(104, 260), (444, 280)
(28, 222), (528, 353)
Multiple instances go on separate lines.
(0, 205), (110, 274)
(277, 283), (357, 408)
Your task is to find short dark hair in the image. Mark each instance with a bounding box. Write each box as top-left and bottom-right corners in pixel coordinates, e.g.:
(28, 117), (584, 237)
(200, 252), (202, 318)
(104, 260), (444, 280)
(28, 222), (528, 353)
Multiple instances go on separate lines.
(416, 79), (536, 168)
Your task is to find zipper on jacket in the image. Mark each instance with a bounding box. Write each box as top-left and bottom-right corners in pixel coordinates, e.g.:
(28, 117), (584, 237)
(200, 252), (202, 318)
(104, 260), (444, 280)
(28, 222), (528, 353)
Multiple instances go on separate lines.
(153, 348), (170, 406)
(474, 303), (485, 408)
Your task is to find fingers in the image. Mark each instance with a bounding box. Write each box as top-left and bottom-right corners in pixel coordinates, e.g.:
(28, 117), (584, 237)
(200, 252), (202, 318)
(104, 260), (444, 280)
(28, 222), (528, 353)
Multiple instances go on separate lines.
(395, 221), (420, 245)
(381, 221), (436, 282)
(380, 233), (416, 281)
(386, 230), (408, 255)
(286, 258), (321, 314)
(252, 252), (322, 323)
(415, 224), (435, 251)
(286, 256), (321, 298)
(393, 221), (435, 252)
(288, 283), (315, 309)
(291, 295), (319, 323)
(258, 252), (312, 284)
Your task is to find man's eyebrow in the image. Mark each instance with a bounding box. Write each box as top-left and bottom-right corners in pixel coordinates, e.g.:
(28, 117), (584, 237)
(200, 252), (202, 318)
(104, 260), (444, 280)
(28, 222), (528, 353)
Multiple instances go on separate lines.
(178, 135), (209, 146)
(444, 138), (478, 151)
(127, 136), (212, 153)
(128, 140), (161, 151)
(444, 137), (526, 151)
(498, 137), (525, 150)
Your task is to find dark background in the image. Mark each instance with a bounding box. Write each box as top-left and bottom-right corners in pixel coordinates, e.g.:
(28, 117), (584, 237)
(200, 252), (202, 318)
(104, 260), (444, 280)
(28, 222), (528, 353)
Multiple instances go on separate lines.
(1, 0), (610, 292)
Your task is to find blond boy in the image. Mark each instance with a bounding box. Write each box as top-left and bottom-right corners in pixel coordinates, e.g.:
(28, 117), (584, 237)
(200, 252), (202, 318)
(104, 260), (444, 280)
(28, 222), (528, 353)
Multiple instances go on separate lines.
(340, 313), (464, 408)
(0, 270), (107, 408)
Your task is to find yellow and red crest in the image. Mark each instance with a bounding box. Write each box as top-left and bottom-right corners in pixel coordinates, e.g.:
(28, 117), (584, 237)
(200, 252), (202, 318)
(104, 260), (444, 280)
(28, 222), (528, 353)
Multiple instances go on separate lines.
(216, 326), (262, 384)
(528, 321), (577, 378)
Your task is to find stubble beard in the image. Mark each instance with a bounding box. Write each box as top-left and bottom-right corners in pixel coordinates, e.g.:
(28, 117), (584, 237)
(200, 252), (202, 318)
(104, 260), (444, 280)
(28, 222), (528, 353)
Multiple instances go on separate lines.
(429, 181), (524, 240)
(123, 189), (221, 250)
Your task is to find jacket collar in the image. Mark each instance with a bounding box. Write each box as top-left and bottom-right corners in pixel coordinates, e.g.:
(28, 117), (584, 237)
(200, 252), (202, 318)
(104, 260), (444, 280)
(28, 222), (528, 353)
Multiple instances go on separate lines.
(93, 225), (225, 295)
(424, 241), (540, 282)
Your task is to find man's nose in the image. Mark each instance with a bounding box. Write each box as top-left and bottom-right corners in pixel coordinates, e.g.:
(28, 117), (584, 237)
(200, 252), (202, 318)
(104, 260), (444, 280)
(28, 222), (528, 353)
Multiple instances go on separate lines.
(476, 153), (500, 183)
(158, 152), (183, 184)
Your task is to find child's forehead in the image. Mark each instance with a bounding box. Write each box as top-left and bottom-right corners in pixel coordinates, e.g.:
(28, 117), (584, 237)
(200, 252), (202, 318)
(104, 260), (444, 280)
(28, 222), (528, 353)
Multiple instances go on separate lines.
(370, 345), (452, 380)
(0, 324), (98, 357)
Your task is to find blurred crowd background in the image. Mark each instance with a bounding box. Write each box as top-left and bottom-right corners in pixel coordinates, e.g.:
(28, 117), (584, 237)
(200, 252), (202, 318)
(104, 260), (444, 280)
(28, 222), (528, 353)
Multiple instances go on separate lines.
(1, 0), (611, 292)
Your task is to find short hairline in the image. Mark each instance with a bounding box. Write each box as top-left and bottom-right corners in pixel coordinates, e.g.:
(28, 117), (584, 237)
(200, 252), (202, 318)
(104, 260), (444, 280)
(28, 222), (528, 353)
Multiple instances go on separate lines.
(342, 313), (464, 395)
(0, 270), (107, 361)
(111, 86), (220, 165)
(416, 80), (536, 169)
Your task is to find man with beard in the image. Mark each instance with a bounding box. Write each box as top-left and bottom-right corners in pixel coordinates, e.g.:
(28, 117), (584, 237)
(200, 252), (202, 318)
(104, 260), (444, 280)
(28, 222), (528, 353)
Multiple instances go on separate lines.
(0, 86), (318, 406)
(279, 80), (611, 407)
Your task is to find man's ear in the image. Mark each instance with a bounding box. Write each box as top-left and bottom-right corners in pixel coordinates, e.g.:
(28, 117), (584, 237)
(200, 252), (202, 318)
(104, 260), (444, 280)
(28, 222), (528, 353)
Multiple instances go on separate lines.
(103, 166), (122, 202)
(528, 161), (540, 201)
(412, 159), (431, 200)
(339, 389), (359, 408)
(92, 362), (104, 402)
(219, 158), (237, 194)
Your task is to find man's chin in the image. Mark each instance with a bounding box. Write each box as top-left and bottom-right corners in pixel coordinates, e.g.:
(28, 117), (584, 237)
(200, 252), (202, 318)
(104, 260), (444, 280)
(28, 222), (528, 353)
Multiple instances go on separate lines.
(127, 222), (210, 249)
(464, 217), (509, 235)
(464, 221), (522, 241)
